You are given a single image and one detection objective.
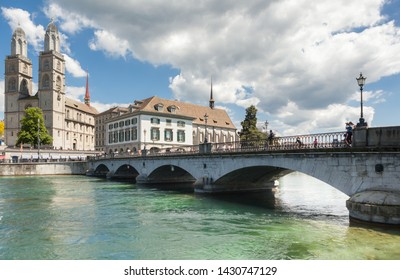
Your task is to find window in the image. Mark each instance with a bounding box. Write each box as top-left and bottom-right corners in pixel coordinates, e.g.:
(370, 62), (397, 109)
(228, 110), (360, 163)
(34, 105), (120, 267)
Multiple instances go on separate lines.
(131, 127), (138, 140)
(119, 121), (124, 127)
(119, 131), (124, 142)
(114, 123), (118, 129)
(114, 131), (118, 143)
(8, 78), (16, 91)
(151, 128), (160, 141)
(56, 76), (61, 90)
(42, 74), (50, 89)
(155, 103), (164, 111)
(125, 119), (131, 126)
(164, 129), (173, 141)
(109, 124), (113, 130)
(109, 132), (113, 143)
(44, 59), (50, 70)
(177, 121), (185, 127)
(132, 118), (137, 125)
(66, 132), (69, 140)
(151, 118), (160, 124)
(125, 130), (130, 141)
(177, 130), (185, 142)
(166, 119), (172, 126)
(167, 105), (177, 113)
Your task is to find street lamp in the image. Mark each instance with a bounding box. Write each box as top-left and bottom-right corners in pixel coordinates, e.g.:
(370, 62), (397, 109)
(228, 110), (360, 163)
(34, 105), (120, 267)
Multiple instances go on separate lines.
(37, 118), (40, 161)
(143, 129), (147, 150)
(204, 113), (208, 143)
(356, 72), (368, 127)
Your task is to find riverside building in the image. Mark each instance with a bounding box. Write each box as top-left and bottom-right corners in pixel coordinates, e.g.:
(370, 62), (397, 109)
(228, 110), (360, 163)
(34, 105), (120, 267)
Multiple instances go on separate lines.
(4, 20), (97, 150)
(104, 94), (238, 155)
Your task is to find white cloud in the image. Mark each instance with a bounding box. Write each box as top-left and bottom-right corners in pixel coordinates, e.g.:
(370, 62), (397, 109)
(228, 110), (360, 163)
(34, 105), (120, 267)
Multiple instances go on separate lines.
(1, 7), (45, 53)
(43, 2), (96, 34)
(64, 54), (87, 78)
(65, 85), (85, 101)
(48, 0), (400, 132)
(89, 30), (131, 58)
(89, 101), (131, 114)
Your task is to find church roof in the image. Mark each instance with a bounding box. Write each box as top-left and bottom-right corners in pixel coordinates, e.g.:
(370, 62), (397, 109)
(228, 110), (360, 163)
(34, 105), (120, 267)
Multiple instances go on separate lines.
(134, 96), (236, 129)
(46, 19), (59, 33)
(65, 97), (98, 115)
(13, 26), (26, 37)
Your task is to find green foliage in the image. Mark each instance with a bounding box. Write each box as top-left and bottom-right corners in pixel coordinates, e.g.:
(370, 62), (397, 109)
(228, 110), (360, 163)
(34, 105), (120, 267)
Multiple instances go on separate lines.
(240, 105), (266, 141)
(16, 107), (52, 146)
(0, 120), (4, 137)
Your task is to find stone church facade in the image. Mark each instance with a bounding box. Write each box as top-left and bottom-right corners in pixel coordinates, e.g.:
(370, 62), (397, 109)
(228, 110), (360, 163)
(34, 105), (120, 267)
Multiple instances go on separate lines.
(4, 20), (97, 150)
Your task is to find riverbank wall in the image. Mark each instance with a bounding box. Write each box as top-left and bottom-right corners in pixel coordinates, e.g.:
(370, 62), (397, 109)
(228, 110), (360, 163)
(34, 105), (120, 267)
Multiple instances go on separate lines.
(0, 162), (88, 176)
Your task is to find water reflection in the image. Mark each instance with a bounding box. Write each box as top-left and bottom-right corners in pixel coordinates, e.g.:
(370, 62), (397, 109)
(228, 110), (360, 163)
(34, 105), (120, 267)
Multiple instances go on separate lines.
(1, 174), (400, 260)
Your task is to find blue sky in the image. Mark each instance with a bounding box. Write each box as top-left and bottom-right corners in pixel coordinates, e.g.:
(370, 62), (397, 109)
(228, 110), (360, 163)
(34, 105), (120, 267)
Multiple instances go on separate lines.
(1, 0), (400, 135)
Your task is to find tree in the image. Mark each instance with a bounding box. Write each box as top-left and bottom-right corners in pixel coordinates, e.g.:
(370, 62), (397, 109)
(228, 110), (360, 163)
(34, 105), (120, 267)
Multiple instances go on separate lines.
(240, 105), (266, 141)
(16, 107), (52, 147)
(0, 120), (4, 137)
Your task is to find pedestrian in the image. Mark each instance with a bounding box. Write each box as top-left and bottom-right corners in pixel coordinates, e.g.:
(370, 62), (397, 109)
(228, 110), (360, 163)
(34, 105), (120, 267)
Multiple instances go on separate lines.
(313, 138), (318, 148)
(345, 122), (354, 146)
(268, 130), (275, 145)
(296, 137), (302, 147)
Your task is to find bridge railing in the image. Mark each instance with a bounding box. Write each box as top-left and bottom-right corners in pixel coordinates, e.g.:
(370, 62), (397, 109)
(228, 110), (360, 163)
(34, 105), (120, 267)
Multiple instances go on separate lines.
(90, 131), (349, 161)
(208, 131), (347, 153)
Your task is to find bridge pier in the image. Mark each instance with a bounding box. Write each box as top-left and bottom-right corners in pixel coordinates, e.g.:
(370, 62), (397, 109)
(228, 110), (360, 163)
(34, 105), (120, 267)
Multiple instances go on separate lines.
(346, 190), (400, 225)
(194, 176), (276, 194)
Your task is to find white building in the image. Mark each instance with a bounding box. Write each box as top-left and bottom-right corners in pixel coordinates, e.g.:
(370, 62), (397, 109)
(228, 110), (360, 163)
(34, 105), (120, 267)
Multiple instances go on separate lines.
(105, 95), (238, 154)
(4, 20), (97, 150)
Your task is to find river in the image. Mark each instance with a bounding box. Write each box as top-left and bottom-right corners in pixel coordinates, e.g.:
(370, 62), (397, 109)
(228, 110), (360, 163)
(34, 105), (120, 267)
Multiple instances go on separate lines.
(0, 172), (399, 260)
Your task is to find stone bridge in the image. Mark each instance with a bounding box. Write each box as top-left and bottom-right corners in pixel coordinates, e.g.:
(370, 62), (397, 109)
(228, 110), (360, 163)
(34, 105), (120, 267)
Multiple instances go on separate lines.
(87, 127), (400, 226)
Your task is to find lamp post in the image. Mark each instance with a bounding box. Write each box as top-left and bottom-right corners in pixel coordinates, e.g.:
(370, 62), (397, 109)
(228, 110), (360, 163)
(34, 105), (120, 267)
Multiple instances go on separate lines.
(37, 118), (40, 161)
(204, 113), (208, 143)
(143, 129), (147, 150)
(356, 72), (368, 127)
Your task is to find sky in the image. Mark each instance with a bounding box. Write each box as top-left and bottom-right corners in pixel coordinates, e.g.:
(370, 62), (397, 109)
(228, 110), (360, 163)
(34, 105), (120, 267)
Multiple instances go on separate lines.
(1, 0), (400, 136)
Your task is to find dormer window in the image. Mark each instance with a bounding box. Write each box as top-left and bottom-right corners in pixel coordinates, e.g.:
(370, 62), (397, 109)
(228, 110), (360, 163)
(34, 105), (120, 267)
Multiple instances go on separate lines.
(167, 105), (178, 113)
(155, 103), (164, 111)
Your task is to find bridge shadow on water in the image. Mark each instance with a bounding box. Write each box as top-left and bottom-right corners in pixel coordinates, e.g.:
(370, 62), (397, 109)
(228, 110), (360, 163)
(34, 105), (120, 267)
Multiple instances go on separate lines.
(195, 189), (281, 210)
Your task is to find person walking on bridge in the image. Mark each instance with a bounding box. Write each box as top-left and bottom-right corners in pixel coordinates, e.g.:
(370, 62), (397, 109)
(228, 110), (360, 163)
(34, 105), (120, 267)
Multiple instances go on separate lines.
(345, 122), (354, 146)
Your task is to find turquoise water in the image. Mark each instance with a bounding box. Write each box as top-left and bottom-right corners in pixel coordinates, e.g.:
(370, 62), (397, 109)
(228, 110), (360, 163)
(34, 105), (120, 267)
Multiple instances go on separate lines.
(0, 173), (399, 260)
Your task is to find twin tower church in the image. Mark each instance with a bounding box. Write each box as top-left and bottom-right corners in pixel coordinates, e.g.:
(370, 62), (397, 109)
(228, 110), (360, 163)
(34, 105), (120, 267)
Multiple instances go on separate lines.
(4, 20), (98, 150)
(4, 20), (238, 153)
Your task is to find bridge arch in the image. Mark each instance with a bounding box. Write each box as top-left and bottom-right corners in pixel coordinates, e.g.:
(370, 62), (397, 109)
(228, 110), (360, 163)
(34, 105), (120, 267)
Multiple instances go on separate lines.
(94, 164), (110, 178)
(113, 164), (139, 181)
(214, 165), (293, 190)
(144, 164), (196, 184)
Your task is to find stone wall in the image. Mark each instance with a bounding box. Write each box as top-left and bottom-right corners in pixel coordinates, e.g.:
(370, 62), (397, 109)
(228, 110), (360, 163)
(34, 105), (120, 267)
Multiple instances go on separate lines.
(353, 126), (400, 147)
(0, 162), (88, 176)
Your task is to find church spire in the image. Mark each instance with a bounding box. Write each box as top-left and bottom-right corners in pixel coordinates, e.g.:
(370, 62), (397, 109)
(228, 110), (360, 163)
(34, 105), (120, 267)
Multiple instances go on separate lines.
(84, 71), (90, 106)
(209, 76), (215, 109)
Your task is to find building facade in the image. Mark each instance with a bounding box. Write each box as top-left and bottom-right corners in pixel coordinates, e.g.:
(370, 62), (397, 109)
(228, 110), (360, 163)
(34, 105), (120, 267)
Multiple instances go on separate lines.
(4, 21), (97, 150)
(104, 96), (238, 154)
(95, 106), (129, 152)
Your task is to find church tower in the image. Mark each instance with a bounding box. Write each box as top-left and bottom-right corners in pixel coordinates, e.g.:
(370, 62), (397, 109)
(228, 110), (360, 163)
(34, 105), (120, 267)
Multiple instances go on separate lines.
(4, 25), (34, 146)
(38, 19), (66, 148)
(209, 77), (215, 109)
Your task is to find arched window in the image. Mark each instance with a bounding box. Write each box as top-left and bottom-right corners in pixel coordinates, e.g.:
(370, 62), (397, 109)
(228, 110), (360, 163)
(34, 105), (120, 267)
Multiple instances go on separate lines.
(18, 38), (23, 55)
(8, 78), (16, 91)
(56, 76), (61, 90)
(20, 79), (29, 95)
(51, 35), (57, 51)
(44, 59), (50, 70)
(42, 74), (50, 89)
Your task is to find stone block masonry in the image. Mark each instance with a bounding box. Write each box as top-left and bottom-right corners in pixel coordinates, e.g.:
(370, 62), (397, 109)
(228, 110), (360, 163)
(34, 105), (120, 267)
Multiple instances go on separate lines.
(0, 162), (88, 176)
